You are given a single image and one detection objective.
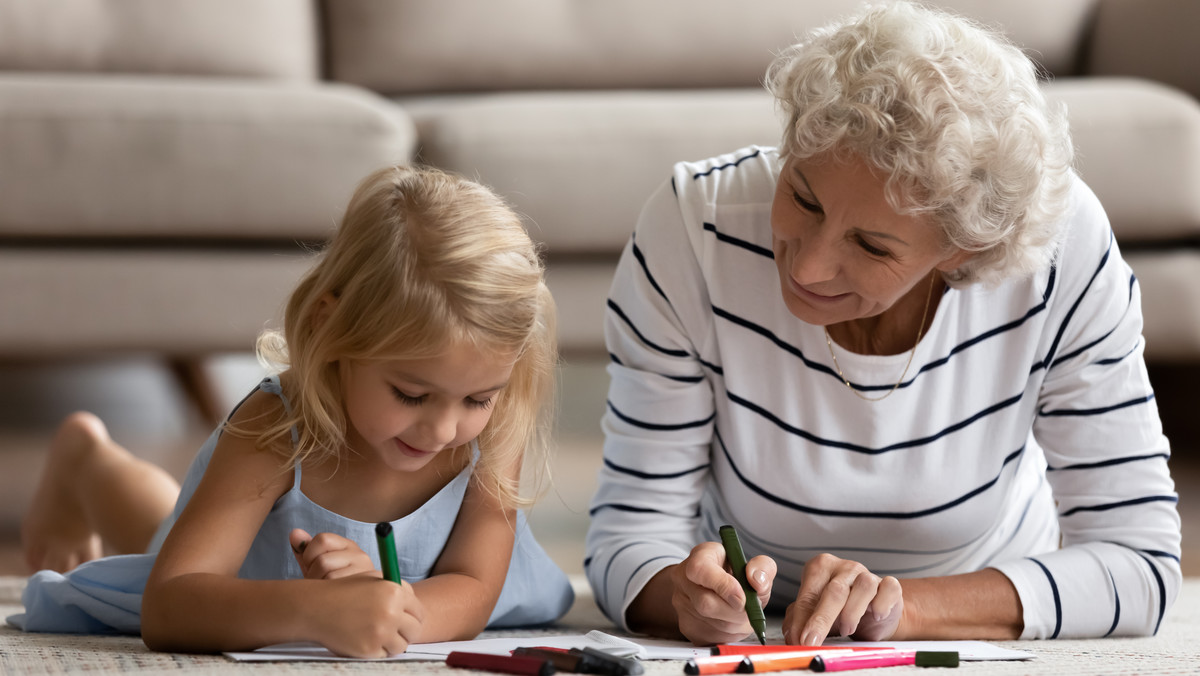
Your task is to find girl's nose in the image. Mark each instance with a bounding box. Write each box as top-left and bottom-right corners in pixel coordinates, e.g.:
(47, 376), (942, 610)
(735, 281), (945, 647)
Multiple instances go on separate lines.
(418, 407), (458, 450)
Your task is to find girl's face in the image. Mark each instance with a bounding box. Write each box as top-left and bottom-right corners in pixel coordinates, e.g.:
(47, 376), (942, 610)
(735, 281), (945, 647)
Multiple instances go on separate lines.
(770, 152), (969, 327)
(338, 341), (516, 473)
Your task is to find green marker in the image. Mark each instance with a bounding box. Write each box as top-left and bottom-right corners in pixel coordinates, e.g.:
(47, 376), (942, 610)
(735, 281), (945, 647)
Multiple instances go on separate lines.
(719, 524), (766, 645)
(375, 522), (403, 585)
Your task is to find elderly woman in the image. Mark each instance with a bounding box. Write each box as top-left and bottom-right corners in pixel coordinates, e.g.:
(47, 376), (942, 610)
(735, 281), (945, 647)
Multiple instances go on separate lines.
(584, 1), (1181, 645)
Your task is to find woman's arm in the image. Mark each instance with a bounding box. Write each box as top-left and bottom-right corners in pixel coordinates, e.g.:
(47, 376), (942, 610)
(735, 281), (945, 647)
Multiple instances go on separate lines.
(897, 569), (1022, 640)
(584, 174), (720, 629)
(992, 182), (1181, 639)
(779, 558), (1022, 645)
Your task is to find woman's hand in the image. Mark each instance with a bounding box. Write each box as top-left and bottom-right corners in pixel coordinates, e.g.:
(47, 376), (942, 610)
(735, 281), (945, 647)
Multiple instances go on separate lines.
(290, 528), (382, 581)
(668, 541), (776, 645)
(783, 553), (903, 645)
(312, 575), (424, 657)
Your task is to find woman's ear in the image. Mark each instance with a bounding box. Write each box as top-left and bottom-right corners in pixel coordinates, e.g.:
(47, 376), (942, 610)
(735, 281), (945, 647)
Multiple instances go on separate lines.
(936, 248), (975, 273)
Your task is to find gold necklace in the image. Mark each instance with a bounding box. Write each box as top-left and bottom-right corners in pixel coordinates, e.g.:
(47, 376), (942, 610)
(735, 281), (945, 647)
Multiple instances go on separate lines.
(824, 272), (937, 402)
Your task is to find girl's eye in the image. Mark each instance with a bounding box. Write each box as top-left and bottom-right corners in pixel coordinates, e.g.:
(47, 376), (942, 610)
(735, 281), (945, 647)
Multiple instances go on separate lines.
(392, 387), (426, 405)
(465, 397), (495, 411)
(856, 236), (889, 257)
(792, 191), (822, 213)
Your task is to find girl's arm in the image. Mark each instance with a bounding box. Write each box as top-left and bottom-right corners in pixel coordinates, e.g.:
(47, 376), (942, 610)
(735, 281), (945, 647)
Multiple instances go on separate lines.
(404, 463), (521, 642)
(141, 391), (421, 656)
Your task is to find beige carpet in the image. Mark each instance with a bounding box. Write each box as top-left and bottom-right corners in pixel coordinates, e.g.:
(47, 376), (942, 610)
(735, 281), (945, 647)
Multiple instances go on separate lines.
(3, 576), (1200, 674)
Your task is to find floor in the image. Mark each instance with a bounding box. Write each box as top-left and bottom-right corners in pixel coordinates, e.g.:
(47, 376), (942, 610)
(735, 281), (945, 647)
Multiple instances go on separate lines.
(0, 356), (1196, 579)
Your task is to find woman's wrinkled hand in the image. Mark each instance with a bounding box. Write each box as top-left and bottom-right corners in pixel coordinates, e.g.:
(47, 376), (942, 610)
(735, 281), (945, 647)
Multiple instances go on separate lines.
(783, 553), (903, 645)
(668, 541), (776, 645)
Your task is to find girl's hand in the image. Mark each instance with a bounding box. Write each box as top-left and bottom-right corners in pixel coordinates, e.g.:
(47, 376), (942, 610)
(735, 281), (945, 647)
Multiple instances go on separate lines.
(290, 528), (382, 581)
(668, 541), (776, 645)
(314, 576), (424, 657)
(783, 553), (903, 645)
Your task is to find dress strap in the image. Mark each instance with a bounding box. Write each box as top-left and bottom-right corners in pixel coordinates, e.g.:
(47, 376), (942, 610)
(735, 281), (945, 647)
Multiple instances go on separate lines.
(256, 375), (302, 483)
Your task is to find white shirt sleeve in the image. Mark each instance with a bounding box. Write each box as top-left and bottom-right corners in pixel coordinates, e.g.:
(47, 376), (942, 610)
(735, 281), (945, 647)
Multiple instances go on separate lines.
(584, 175), (719, 628)
(991, 180), (1182, 638)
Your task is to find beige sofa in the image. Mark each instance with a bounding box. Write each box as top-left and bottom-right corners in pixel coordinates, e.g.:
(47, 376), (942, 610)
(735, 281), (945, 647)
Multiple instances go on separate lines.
(2, 0), (1199, 418)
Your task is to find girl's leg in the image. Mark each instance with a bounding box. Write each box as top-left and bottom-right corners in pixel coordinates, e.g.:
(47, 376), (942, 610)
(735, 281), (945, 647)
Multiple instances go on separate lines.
(21, 411), (181, 573)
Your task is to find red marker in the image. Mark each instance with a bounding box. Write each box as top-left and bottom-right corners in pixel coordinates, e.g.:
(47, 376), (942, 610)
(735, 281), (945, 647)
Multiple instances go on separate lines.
(711, 645), (876, 656)
(446, 651), (556, 676)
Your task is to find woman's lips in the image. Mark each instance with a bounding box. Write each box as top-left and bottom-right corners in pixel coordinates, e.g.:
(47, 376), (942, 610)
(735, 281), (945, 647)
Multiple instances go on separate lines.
(788, 275), (848, 304)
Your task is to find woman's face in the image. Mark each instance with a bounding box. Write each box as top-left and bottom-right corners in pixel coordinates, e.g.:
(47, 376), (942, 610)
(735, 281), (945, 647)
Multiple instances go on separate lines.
(770, 152), (968, 327)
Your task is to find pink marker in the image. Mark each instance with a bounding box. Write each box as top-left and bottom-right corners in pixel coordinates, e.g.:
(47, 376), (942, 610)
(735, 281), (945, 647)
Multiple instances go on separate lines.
(811, 650), (959, 672)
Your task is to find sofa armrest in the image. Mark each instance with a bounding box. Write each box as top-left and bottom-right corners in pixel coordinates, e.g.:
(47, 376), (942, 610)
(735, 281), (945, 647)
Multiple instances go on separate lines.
(1085, 0), (1200, 100)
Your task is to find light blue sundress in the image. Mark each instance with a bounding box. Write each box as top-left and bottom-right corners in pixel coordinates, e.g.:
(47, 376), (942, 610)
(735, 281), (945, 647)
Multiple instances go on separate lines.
(8, 376), (574, 634)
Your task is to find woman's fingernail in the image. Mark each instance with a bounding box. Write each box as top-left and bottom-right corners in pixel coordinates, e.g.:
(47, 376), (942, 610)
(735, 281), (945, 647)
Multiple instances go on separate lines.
(754, 570), (768, 587)
(294, 540), (308, 554)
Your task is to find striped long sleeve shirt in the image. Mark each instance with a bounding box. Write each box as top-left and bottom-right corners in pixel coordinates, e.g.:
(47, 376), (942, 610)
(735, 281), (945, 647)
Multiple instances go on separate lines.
(584, 146), (1181, 640)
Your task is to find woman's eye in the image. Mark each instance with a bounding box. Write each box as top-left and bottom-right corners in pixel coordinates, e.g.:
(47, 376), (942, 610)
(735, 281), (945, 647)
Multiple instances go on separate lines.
(857, 237), (889, 257)
(392, 387), (426, 405)
(792, 192), (822, 213)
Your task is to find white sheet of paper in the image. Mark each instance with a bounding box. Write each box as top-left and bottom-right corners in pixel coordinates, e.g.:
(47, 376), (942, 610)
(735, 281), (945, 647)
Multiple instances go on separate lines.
(824, 638), (1035, 661)
(225, 631), (1034, 662)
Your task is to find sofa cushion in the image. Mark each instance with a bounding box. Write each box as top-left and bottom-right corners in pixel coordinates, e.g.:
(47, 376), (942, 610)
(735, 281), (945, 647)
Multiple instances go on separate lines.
(0, 0), (318, 80)
(0, 248), (311, 355)
(1043, 78), (1200, 243)
(325, 0), (1096, 95)
(0, 74), (416, 240)
(1127, 251), (1200, 362)
(1087, 0), (1200, 100)
(401, 89), (781, 255)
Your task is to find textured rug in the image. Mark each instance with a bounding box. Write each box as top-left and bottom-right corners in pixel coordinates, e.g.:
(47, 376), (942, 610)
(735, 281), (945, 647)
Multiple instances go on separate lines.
(3, 576), (1199, 674)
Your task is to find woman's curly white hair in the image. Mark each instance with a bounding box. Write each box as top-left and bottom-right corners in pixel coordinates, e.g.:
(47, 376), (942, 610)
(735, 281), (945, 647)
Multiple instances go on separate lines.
(766, 1), (1075, 286)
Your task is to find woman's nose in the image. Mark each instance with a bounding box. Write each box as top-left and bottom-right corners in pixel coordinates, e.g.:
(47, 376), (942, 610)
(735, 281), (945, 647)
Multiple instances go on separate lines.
(788, 232), (840, 286)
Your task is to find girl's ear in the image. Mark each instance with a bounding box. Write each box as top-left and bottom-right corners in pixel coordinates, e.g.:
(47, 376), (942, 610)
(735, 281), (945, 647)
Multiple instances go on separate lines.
(311, 292), (338, 333)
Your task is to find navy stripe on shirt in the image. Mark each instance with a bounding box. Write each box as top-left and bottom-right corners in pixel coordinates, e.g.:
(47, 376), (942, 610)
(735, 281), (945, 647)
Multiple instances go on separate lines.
(692, 149), (762, 179)
(607, 299), (690, 358)
(631, 240), (671, 304)
(604, 457), (711, 480)
(607, 400), (715, 431)
(1059, 494), (1178, 518)
(1047, 452), (1169, 471)
(1135, 551), (1168, 635)
(1029, 557), (1063, 639)
(1039, 393), (1155, 417)
(1104, 569), (1121, 638)
(702, 222), (774, 258)
(726, 388), (1023, 454)
(713, 428), (1026, 518)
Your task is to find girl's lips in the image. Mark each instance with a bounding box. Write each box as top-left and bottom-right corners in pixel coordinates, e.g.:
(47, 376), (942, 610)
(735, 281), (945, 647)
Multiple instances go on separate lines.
(394, 438), (433, 458)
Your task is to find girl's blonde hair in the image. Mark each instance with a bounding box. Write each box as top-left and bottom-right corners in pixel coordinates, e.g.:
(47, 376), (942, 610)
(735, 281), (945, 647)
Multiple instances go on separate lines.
(766, 1), (1075, 286)
(248, 165), (556, 509)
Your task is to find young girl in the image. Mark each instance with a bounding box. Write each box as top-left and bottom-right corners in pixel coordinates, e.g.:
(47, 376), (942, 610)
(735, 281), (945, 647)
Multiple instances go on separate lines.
(10, 165), (574, 657)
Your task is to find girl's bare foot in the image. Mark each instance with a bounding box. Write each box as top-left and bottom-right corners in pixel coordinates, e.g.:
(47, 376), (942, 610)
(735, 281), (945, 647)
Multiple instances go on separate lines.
(21, 412), (109, 573)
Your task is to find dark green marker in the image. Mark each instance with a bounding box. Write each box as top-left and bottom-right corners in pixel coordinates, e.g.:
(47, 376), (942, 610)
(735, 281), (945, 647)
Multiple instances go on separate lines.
(375, 522), (403, 585)
(719, 525), (766, 645)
